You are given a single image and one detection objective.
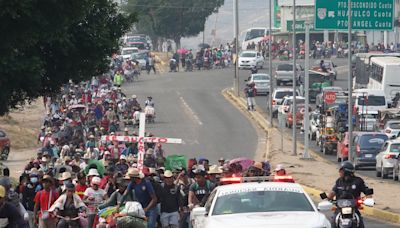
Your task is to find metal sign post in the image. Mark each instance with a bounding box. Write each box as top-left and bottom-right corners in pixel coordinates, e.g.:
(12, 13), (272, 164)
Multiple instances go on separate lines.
(268, 0), (273, 128)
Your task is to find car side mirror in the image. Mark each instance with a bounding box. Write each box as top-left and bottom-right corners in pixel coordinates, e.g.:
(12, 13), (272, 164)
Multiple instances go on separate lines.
(365, 188), (374, 195)
(391, 135), (397, 140)
(317, 201), (332, 211)
(320, 192), (328, 199)
(192, 207), (207, 217)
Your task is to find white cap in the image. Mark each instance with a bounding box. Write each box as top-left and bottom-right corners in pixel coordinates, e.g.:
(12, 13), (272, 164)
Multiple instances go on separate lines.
(91, 176), (101, 185)
(275, 164), (285, 171)
(88, 168), (100, 177)
(120, 155), (127, 160)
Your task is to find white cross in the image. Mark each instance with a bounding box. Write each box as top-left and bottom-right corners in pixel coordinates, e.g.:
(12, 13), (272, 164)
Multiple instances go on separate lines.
(101, 113), (182, 171)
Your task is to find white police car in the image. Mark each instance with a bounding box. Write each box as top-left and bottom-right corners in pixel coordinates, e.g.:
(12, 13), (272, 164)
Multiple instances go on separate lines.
(191, 179), (331, 228)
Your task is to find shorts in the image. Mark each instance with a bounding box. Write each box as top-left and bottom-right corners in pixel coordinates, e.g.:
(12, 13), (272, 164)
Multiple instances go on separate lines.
(160, 211), (180, 228)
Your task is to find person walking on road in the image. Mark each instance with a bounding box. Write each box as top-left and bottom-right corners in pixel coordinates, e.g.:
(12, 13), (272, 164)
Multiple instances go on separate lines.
(146, 53), (156, 74)
(244, 82), (257, 111)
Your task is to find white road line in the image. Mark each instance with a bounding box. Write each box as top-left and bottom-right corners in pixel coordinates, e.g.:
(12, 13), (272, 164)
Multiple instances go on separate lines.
(179, 95), (203, 126)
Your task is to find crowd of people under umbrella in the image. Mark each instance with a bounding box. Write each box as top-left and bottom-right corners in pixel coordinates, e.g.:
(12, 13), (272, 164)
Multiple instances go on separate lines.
(0, 74), (288, 228)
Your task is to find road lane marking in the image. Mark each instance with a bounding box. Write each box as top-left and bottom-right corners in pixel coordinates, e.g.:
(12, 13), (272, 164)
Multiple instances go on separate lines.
(177, 92), (203, 126)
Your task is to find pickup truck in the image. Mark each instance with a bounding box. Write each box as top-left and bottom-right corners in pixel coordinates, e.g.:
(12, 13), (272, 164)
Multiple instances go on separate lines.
(275, 63), (303, 86)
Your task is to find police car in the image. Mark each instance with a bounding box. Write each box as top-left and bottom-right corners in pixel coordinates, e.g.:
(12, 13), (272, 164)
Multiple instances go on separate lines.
(191, 178), (331, 228)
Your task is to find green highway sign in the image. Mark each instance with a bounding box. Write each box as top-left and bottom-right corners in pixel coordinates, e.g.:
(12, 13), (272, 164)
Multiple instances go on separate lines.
(287, 20), (315, 32)
(315, 0), (394, 30)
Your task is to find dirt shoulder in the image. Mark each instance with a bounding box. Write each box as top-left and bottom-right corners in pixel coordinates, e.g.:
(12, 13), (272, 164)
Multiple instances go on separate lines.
(1, 100), (44, 178)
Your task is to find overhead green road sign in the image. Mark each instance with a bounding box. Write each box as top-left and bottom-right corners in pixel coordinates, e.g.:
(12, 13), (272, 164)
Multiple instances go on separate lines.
(315, 0), (394, 30)
(287, 20), (315, 32)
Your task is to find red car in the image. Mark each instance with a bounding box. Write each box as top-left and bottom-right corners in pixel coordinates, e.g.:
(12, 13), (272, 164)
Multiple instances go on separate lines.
(337, 132), (358, 162)
(0, 130), (10, 160)
(286, 104), (306, 128)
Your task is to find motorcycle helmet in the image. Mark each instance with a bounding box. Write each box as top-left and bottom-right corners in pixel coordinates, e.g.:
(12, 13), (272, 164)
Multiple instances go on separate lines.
(339, 161), (354, 175)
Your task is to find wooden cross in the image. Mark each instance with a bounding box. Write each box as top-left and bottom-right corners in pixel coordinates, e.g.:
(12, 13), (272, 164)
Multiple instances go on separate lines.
(101, 113), (182, 171)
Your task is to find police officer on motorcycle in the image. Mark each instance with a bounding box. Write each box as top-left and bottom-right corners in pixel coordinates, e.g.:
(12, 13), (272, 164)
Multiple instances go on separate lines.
(327, 161), (373, 228)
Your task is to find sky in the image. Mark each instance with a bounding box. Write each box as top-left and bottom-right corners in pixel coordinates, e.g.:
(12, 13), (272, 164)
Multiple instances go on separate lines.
(181, 0), (272, 49)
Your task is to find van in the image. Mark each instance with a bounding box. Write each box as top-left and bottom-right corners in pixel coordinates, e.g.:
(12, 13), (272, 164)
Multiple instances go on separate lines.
(353, 89), (387, 116)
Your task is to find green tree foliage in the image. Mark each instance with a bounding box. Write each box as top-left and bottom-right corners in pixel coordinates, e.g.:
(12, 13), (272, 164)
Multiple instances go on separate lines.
(0, 0), (136, 115)
(125, 0), (224, 48)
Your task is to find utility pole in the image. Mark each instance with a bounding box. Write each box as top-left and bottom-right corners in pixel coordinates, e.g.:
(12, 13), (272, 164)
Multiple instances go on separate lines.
(234, 0), (240, 96)
(292, 0), (297, 156)
(269, 0), (273, 127)
(348, 0), (354, 163)
(303, 22), (311, 159)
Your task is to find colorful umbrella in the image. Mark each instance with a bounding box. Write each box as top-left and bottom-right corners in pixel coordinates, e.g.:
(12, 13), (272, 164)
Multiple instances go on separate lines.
(177, 48), (188, 54)
(229, 157), (254, 170)
(84, 159), (105, 176)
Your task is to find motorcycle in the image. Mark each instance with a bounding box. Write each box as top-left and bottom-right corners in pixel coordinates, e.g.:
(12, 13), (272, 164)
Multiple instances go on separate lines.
(318, 190), (374, 228)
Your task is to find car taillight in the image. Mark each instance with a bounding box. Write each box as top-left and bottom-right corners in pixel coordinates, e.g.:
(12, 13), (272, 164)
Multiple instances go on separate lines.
(274, 175), (295, 183)
(357, 198), (364, 206)
(385, 129), (392, 134)
(384, 154), (397, 159)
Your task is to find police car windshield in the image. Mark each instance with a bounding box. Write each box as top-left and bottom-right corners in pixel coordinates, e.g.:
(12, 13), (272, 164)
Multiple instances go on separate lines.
(212, 190), (314, 215)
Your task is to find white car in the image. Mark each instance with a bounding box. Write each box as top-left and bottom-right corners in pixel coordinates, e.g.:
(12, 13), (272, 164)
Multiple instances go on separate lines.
(191, 181), (331, 228)
(383, 120), (400, 139)
(376, 140), (400, 179)
(120, 47), (139, 60)
(270, 88), (298, 118)
(238, 51), (264, 69)
(278, 96), (305, 117)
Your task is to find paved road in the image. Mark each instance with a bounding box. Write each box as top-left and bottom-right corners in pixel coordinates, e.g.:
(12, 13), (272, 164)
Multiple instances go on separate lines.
(244, 57), (400, 183)
(127, 67), (397, 227)
(120, 69), (258, 163)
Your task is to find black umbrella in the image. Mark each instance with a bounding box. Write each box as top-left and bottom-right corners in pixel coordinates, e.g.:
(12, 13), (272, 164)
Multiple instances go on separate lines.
(198, 43), (210, 49)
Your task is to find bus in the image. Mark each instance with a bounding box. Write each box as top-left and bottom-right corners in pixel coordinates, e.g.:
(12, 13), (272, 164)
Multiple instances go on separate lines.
(367, 56), (400, 104)
(241, 27), (279, 51)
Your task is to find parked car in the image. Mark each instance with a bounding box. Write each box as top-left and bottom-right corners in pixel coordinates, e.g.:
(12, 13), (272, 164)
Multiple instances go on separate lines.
(286, 104), (307, 128)
(249, 73), (270, 95)
(131, 52), (148, 70)
(375, 140), (400, 179)
(0, 130), (10, 160)
(275, 63), (303, 86)
(383, 120), (400, 139)
(120, 47), (139, 60)
(278, 96), (305, 117)
(352, 132), (388, 169)
(270, 88), (298, 118)
(238, 51), (264, 69)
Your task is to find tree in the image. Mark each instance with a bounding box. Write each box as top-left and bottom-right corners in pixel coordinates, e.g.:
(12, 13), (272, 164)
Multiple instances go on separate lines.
(125, 0), (224, 48)
(0, 0), (136, 115)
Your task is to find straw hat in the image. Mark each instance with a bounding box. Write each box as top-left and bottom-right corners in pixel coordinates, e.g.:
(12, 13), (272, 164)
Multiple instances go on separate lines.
(42, 175), (53, 183)
(164, 170), (174, 178)
(253, 162), (263, 170)
(58, 171), (72, 181)
(126, 168), (143, 178)
(146, 148), (154, 155)
(207, 165), (223, 174)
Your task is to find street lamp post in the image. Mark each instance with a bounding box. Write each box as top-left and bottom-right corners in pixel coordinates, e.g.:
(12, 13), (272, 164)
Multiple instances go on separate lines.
(234, 0), (240, 96)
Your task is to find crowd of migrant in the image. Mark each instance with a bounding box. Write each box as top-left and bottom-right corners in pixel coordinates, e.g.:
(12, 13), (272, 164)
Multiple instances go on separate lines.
(0, 74), (281, 228)
(169, 44), (233, 72)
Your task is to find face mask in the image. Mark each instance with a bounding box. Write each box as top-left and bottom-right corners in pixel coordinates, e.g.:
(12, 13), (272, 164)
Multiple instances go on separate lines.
(30, 177), (38, 183)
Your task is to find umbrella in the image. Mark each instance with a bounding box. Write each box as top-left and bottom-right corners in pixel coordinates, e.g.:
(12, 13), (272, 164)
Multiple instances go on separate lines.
(229, 157), (254, 170)
(68, 104), (86, 110)
(198, 43), (211, 49)
(177, 48), (188, 54)
(84, 159), (105, 176)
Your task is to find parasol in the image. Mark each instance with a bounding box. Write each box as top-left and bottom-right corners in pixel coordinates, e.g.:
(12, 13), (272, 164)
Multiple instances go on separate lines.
(229, 157), (254, 170)
(84, 159), (105, 176)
